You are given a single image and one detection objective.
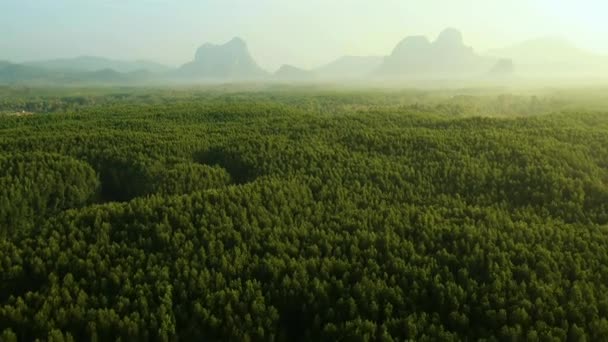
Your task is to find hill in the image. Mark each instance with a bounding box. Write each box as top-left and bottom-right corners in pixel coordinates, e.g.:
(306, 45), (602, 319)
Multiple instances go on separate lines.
(25, 56), (170, 73)
(489, 37), (608, 78)
(0, 61), (152, 85)
(315, 55), (384, 80)
(274, 64), (316, 81)
(175, 37), (268, 80)
(0, 62), (60, 84)
(376, 28), (496, 79)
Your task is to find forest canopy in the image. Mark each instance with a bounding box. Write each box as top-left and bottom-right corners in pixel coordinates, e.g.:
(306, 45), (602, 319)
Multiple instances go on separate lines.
(1, 86), (608, 341)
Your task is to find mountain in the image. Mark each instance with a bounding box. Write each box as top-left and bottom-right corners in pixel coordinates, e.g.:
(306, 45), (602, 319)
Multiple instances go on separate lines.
(274, 56), (384, 82)
(175, 37), (268, 80)
(376, 28), (495, 79)
(489, 37), (593, 64)
(274, 64), (316, 81)
(489, 37), (608, 78)
(25, 56), (170, 73)
(0, 61), (153, 85)
(7, 32), (607, 84)
(0, 62), (55, 84)
(315, 56), (383, 79)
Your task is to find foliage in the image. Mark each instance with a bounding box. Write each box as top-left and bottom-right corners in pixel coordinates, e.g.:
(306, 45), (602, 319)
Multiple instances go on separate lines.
(1, 86), (608, 340)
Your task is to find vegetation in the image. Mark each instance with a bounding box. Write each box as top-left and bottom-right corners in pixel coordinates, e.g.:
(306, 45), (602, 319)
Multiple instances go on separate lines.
(1, 86), (608, 341)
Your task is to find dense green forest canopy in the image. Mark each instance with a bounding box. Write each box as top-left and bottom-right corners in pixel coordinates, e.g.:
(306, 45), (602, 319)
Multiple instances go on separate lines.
(1, 85), (608, 341)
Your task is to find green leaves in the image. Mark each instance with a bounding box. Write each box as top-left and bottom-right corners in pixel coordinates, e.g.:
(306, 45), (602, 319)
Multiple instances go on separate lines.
(1, 88), (608, 340)
(0, 153), (99, 237)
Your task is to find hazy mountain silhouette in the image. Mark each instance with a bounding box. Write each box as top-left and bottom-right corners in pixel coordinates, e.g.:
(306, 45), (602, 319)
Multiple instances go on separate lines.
(5, 30), (608, 84)
(0, 61), (153, 85)
(25, 56), (170, 73)
(490, 37), (593, 64)
(376, 28), (495, 79)
(176, 37), (268, 80)
(274, 56), (384, 82)
(0, 62), (49, 83)
(489, 37), (608, 77)
(315, 56), (383, 79)
(274, 64), (316, 81)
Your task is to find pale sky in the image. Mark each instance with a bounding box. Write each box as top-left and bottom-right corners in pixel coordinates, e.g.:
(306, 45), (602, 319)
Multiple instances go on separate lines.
(1, 0), (607, 71)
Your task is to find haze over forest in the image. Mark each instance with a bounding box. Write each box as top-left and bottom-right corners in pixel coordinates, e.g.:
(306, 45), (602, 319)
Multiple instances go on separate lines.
(1, 0), (607, 84)
(4, 2), (608, 341)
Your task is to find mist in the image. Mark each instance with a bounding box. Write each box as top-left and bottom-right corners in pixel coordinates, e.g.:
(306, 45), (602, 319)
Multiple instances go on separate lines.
(4, 2), (608, 341)
(1, 0), (607, 85)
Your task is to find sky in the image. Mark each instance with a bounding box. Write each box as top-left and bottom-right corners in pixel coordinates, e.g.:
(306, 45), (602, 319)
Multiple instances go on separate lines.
(1, 0), (607, 71)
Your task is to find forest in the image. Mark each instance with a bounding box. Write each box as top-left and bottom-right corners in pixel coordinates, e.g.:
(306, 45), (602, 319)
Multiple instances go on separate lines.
(1, 85), (608, 341)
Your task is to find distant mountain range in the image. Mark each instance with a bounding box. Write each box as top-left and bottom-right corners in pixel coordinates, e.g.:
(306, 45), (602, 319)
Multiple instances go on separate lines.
(272, 29), (512, 82)
(1, 29), (606, 85)
(317, 56), (384, 80)
(488, 37), (608, 77)
(24, 56), (170, 74)
(0, 61), (153, 85)
(273, 56), (385, 82)
(275, 64), (315, 81)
